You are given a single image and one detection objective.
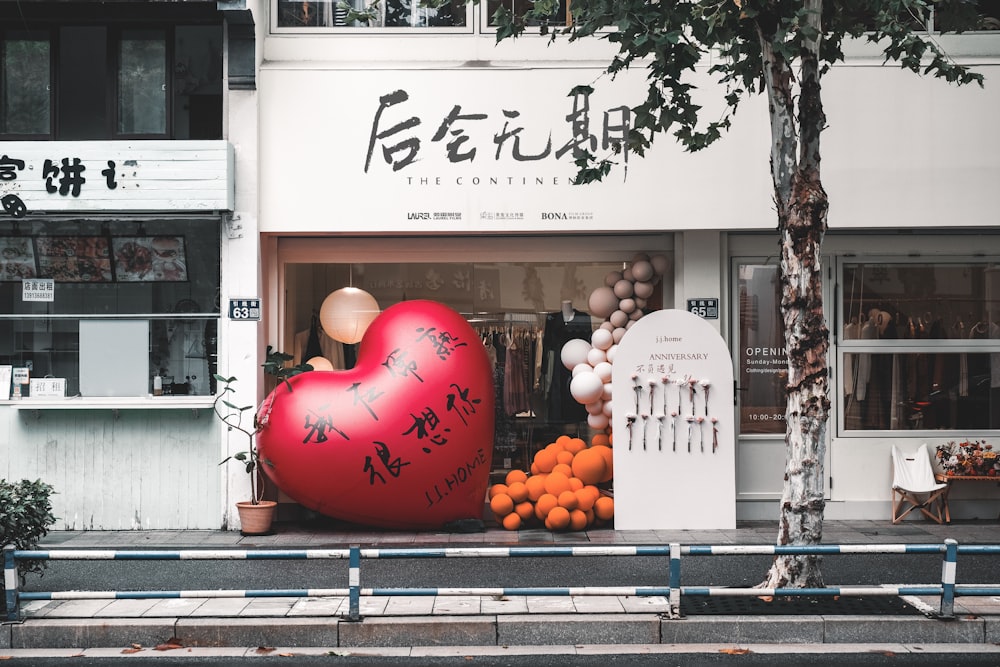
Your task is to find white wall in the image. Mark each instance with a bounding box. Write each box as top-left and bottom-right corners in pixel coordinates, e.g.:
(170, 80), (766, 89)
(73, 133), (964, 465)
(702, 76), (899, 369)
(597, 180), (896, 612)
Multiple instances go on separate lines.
(257, 36), (1000, 235)
(0, 408), (219, 530)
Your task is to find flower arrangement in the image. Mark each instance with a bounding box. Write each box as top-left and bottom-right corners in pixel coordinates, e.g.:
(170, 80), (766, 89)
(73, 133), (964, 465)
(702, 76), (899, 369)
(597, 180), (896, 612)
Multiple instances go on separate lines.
(935, 440), (998, 477)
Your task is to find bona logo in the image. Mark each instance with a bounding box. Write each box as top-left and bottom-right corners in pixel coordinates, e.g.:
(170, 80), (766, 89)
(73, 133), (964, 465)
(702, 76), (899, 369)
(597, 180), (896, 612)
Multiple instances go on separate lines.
(407, 212), (431, 220)
(541, 212), (568, 220)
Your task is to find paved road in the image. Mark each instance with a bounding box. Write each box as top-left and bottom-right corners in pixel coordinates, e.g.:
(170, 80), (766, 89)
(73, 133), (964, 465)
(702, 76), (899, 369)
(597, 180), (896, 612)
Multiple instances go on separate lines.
(20, 551), (995, 595)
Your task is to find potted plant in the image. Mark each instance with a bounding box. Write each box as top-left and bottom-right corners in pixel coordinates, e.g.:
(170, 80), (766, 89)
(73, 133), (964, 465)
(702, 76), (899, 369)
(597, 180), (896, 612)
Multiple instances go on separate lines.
(216, 348), (312, 535)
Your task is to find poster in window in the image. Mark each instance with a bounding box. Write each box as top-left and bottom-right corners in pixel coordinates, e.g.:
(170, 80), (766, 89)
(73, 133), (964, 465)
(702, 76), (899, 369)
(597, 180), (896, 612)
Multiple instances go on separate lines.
(0, 365), (11, 400)
(35, 236), (113, 283)
(737, 264), (787, 435)
(0, 237), (38, 281)
(112, 236), (188, 282)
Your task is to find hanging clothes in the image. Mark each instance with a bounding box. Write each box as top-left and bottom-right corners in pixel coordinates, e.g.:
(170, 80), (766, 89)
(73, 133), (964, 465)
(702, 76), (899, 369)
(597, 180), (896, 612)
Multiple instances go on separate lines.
(503, 331), (531, 416)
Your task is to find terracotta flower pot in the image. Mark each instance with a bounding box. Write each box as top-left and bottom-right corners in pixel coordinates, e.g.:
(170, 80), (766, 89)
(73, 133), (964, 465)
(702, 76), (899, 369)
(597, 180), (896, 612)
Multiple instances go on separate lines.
(236, 500), (277, 535)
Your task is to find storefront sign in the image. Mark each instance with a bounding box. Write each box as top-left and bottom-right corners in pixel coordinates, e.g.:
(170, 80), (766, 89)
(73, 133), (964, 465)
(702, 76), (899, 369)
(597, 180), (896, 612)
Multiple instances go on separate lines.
(260, 68), (775, 233)
(22, 278), (54, 302)
(12, 367), (29, 386)
(687, 298), (719, 319)
(0, 141), (234, 216)
(229, 298), (261, 321)
(29, 377), (66, 398)
(611, 309), (735, 530)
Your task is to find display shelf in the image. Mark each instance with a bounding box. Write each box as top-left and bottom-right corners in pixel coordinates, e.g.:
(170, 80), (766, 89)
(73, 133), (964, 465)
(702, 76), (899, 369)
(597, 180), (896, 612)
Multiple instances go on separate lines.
(3, 395), (216, 411)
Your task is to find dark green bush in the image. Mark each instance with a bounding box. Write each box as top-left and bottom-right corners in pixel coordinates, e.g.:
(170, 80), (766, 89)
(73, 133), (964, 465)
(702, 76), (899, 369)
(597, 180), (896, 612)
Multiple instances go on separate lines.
(1, 479), (56, 611)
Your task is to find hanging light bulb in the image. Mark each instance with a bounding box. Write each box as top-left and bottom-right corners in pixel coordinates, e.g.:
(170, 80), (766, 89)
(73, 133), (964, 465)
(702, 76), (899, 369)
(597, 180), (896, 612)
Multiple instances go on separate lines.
(319, 286), (380, 344)
(305, 356), (334, 371)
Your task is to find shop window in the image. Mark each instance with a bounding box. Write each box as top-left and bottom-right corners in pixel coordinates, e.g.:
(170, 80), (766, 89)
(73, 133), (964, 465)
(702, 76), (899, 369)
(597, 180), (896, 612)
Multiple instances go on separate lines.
(936, 0), (1000, 31)
(0, 24), (222, 140)
(0, 219), (221, 399)
(840, 261), (1000, 432)
(118, 29), (168, 137)
(276, 0), (468, 27)
(485, 0), (569, 27)
(283, 259), (664, 474)
(736, 263), (787, 435)
(0, 31), (50, 135)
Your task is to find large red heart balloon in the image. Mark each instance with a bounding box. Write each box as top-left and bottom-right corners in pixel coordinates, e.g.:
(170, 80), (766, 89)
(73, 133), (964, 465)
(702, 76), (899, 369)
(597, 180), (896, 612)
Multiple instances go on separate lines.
(256, 300), (496, 529)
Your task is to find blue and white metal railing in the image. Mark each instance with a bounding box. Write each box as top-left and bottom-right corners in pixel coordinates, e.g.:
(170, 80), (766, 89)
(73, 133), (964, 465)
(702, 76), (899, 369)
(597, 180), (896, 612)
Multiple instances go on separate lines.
(5, 538), (999, 623)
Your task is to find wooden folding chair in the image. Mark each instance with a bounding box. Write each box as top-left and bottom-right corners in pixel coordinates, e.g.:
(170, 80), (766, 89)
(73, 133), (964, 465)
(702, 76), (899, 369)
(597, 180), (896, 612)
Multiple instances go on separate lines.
(891, 443), (948, 524)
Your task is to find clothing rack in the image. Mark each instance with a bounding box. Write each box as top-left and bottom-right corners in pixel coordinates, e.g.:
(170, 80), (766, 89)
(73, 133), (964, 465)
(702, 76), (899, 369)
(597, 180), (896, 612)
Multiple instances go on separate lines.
(467, 311), (541, 326)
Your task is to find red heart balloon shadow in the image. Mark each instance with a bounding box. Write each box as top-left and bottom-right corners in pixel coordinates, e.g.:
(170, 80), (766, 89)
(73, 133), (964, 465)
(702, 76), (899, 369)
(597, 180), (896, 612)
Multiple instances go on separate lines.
(257, 300), (496, 529)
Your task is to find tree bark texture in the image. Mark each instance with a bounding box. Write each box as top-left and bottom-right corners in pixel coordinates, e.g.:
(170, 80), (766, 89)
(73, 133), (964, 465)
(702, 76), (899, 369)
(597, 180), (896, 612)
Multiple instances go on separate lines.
(757, 0), (832, 589)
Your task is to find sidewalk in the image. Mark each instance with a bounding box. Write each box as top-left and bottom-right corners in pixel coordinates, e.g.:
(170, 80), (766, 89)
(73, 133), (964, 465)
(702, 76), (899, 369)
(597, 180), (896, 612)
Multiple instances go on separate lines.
(4, 519), (1000, 656)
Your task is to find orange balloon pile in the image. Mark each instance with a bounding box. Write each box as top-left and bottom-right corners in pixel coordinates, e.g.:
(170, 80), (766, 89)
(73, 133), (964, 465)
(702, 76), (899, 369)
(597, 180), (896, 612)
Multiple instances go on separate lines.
(489, 434), (614, 532)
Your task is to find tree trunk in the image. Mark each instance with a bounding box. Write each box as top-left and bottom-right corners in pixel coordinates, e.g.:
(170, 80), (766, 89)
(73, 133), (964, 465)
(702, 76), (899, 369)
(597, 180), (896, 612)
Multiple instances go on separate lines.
(762, 168), (831, 589)
(757, 0), (832, 589)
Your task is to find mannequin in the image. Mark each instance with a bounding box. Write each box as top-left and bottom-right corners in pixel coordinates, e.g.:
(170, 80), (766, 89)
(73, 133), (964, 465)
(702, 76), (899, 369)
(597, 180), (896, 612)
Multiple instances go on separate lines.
(561, 299), (575, 323)
(541, 301), (592, 423)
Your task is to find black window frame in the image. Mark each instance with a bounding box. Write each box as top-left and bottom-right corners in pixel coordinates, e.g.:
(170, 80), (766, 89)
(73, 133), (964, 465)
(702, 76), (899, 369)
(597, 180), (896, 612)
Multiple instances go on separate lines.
(0, 27), (55, 139)
(0, 4), (223, 142)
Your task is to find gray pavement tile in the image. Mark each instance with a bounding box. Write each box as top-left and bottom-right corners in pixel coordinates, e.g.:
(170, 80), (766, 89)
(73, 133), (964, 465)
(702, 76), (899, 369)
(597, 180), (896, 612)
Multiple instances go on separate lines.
(20, 600), (60, 618)
(620, 595), (671, 613)
(480, 594), (529, 614)
(288, 596), (347, 616)
(186, 597), (251, 616)
(431, 595), (482, 615)
(356, 596), (389, 615)
(383, 595), (436, 615)
(35, 599), (113, 618)
(569, 595), (625, 613)
(237, 597), (299, 617)
(94, 599), (160, 617)
(141, 598), (207, 617)
(525, 595), (576, 613)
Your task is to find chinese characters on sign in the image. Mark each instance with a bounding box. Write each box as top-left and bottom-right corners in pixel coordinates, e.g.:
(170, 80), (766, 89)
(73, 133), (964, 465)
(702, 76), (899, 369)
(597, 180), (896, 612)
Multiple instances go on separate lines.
(228, 298), (261, 321)
(1, 153), (119, 218)
(22, 278), (55, 302)
(365, 87), (631, 180)
(687, 298), (719, 320)
(292, 323), (484, 502)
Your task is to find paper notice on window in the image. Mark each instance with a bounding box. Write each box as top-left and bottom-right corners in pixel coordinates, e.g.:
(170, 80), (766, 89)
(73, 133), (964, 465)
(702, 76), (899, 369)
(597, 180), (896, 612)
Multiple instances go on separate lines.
(0, 366), (11, 400)
(22, 278), (55, 302)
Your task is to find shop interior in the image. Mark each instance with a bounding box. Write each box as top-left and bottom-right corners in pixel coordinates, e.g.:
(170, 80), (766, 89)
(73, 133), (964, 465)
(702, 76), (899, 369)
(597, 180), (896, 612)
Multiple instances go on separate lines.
(281, 259), (666, 478)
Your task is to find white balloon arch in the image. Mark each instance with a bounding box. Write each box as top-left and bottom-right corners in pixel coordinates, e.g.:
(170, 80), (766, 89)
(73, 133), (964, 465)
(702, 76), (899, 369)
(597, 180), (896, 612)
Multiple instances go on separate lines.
(563, 253), (670, 432)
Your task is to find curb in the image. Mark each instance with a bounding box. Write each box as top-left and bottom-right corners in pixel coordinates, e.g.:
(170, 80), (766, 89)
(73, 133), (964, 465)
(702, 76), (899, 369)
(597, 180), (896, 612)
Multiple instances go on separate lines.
(6, 613), (1000, 650)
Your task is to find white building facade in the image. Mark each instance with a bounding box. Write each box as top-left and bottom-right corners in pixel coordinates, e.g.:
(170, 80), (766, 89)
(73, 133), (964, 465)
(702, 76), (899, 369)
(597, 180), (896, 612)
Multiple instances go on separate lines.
(3, 0), (999, 530)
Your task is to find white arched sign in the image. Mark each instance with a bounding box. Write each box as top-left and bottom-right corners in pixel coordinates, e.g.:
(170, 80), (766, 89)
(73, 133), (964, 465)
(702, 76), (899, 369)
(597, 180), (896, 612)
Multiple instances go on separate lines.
(611, 309), (736, 530)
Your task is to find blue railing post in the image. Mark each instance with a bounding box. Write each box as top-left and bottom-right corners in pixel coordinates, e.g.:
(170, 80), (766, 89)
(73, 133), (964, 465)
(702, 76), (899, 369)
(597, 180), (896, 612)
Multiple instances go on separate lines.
(939, 538), (958, 619)
(667, 542), (681, 619)
(4, 545), (18, 622)
(348, 545), (361, 622)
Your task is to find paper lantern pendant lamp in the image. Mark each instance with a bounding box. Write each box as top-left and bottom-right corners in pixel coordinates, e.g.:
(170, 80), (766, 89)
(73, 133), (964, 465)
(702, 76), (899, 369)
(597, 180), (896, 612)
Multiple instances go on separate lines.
(305, 356), (334, 371)
(319, 287), (381, 344)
